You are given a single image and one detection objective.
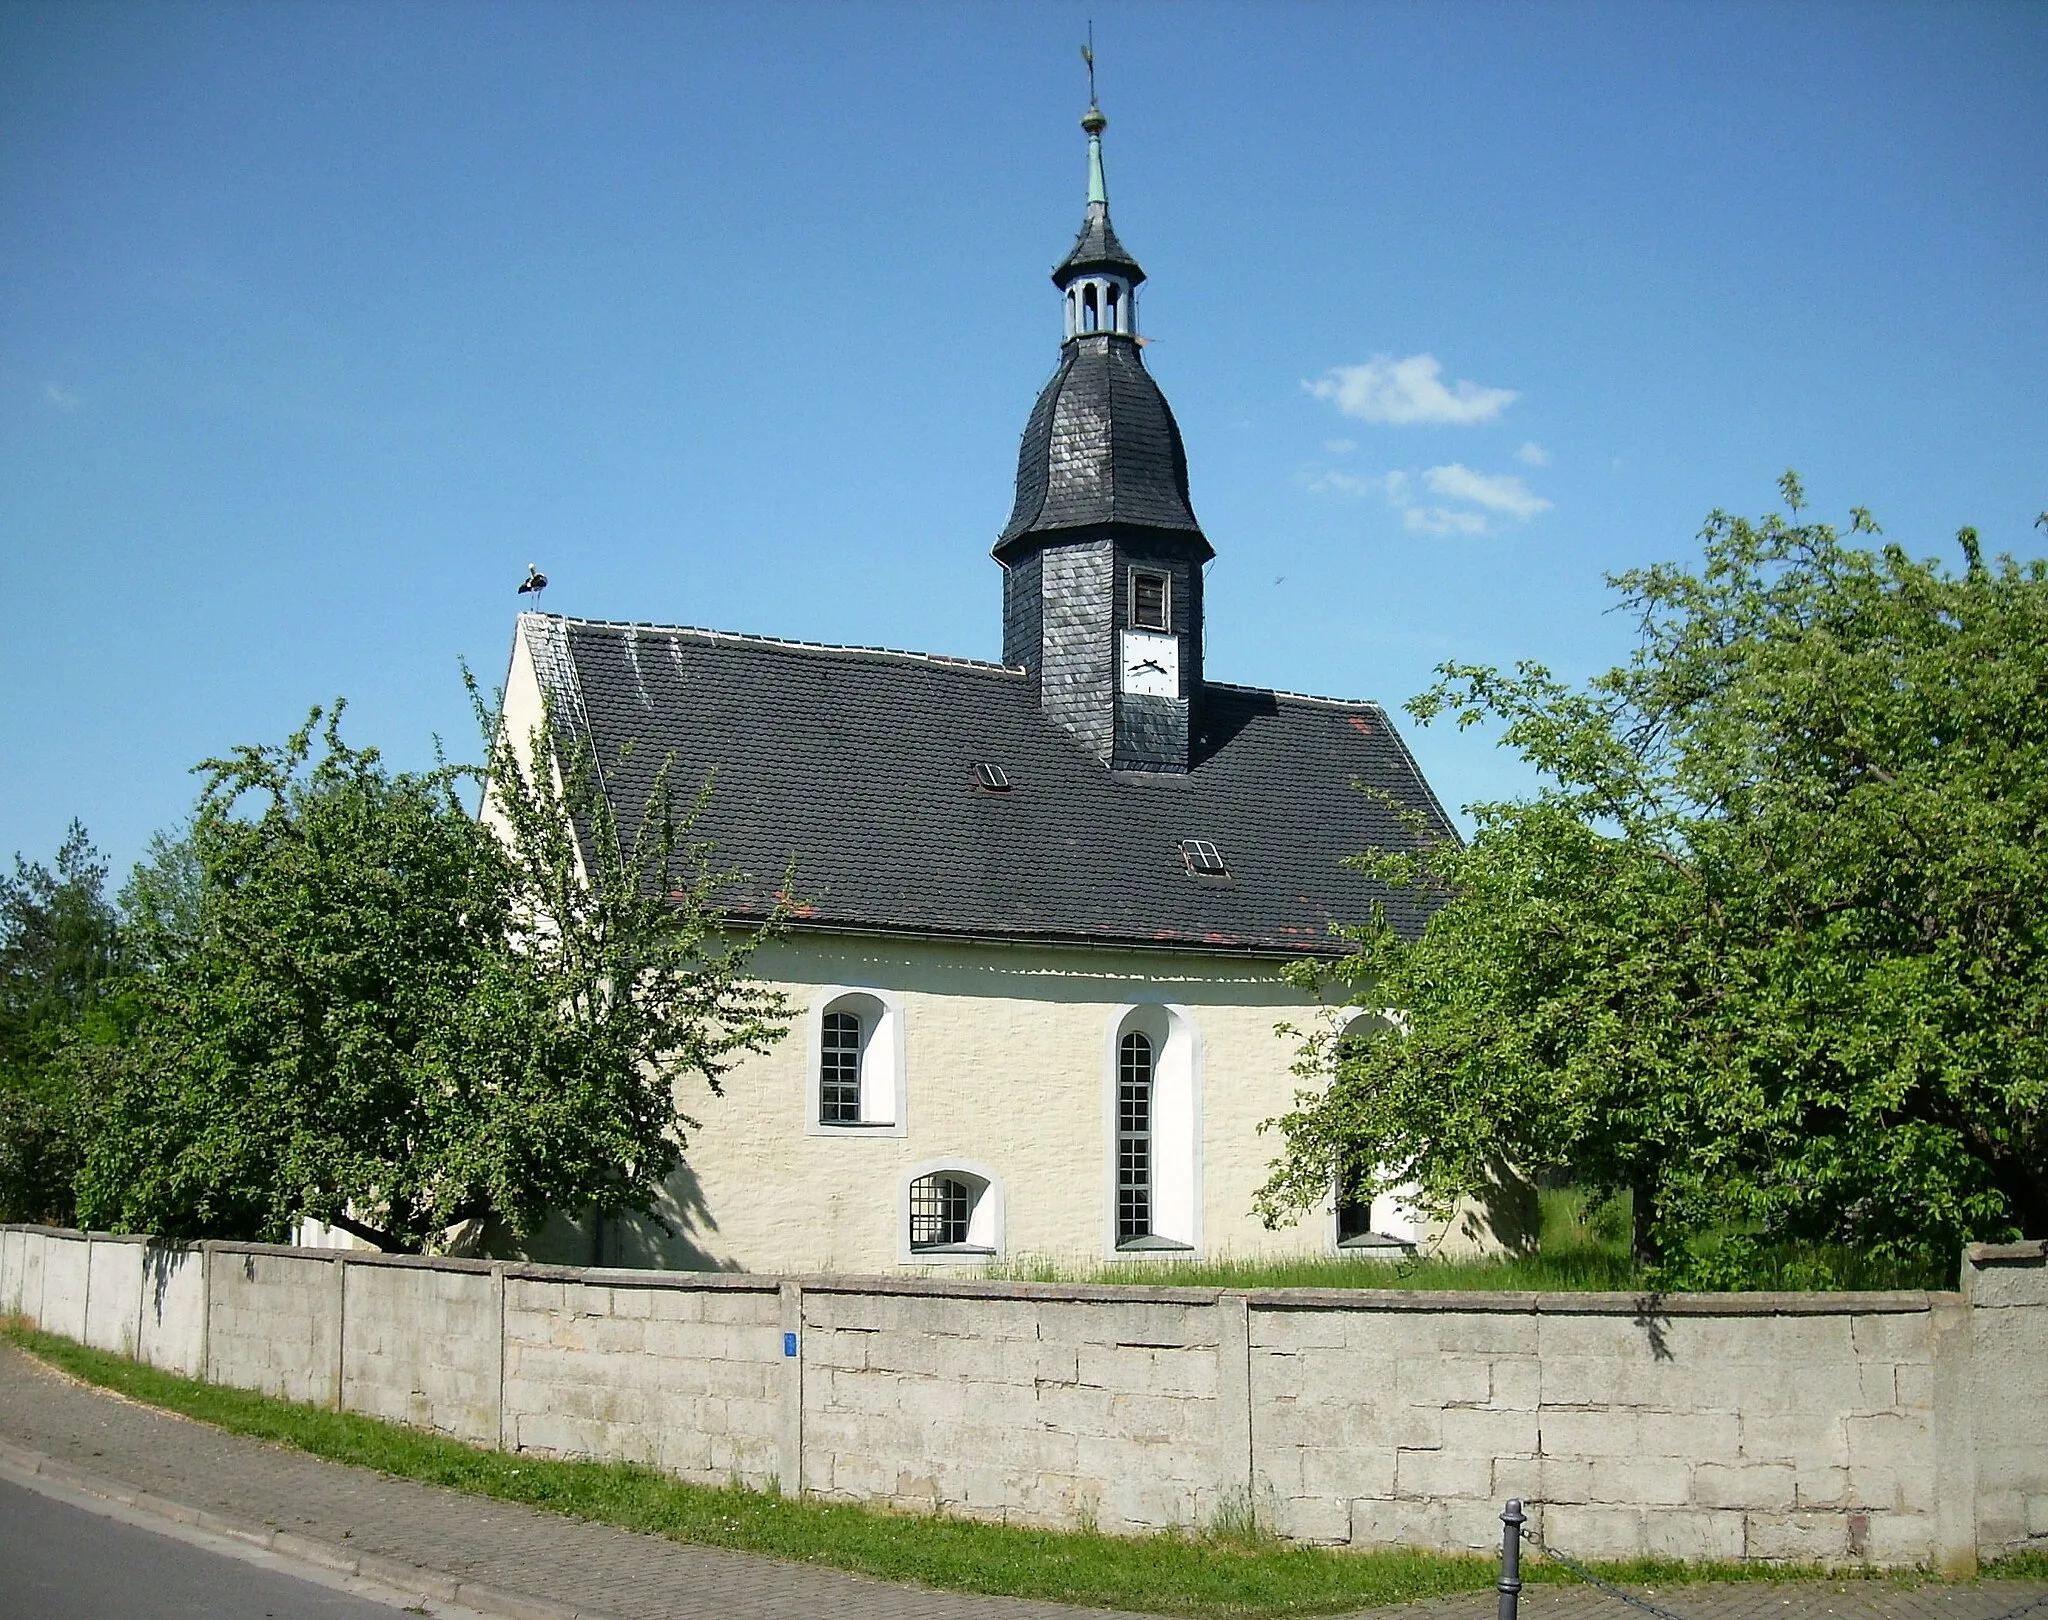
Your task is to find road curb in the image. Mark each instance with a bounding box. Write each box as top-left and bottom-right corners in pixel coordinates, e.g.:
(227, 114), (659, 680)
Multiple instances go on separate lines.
(0, 1442), (626, 1620)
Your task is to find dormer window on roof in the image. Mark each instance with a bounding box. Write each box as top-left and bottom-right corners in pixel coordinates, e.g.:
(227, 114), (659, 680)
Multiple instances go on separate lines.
(1180, 839), (1226, 876)
(972, 762), (1013, 792)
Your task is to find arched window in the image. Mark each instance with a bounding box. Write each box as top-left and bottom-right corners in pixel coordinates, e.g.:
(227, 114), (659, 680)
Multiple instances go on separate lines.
(808, 989), (904, 1134)
(909, 1173), (972, 1248)
(1082, 284), (1099, 332)
(899, 1162), (1002, 1261)
(1105, 283), (1121, 332)
(1329, 1014), (1419, 1252)
(1117, 1029), (1153, 1244)
(820, 1010), (862, 1124)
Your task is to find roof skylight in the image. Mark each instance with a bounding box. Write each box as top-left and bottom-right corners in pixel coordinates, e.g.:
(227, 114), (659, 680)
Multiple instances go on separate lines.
(1180, 838), (1226, 876)
(973, 762), (1013, 792)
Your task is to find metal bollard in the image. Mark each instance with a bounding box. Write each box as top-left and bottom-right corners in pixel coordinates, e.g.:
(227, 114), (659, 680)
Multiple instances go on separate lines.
(1498, 1499), (1526, 1620)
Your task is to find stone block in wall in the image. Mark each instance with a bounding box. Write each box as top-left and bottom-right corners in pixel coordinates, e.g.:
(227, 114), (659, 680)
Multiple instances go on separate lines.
(1634, 1408), (1743, 1461)
(1843, 1411), (1932, 1478)
(1272, 1492), (1351, 1545)
(1693, 1461), (1798, 1512)
(1394, 1445), (1497, 1501)
(1744, 1510), (1850, 1562)
(1740, 1410), (1849, 1468)
(1545, 1503), (1649, 1560)
(1439, 1404), (1540, 1461)
(1537, 1406), (1641, 1461)
(1643, 1508), (1744, 1561)
(1586, 1455), (1693, 1508)
(1398, 1352), (1493, 1408)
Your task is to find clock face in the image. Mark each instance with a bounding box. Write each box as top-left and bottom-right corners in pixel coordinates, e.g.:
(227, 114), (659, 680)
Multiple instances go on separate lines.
(1119, 630), (1179, 698)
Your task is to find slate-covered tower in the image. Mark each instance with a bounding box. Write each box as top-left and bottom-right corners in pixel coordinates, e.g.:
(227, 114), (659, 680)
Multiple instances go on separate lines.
(995, 101), (1213, 775)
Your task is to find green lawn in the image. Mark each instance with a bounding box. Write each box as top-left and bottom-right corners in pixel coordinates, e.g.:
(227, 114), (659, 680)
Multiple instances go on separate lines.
(980, 1191), (1950, 1294)
(8, 1323), (2032, 1617)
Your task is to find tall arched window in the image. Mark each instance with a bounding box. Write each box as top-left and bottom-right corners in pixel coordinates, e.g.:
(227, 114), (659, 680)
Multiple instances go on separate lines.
(1082, 283), (1099, 332)
(809, 989), (903, 1134)
(1105, 282), (1121, 332)
(1117, 1029), (1154, 1244)
(820, 1010), (862, 1124)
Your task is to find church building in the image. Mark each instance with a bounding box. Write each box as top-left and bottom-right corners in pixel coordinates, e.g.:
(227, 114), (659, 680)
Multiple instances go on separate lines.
(496, 100), (1470, 1273)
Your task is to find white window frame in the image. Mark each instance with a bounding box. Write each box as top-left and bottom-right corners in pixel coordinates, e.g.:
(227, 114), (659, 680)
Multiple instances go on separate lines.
(1101, 1001), (1202, 1257)
(897, 1159), (1004, 1264)
(804, 986), (908, 1136)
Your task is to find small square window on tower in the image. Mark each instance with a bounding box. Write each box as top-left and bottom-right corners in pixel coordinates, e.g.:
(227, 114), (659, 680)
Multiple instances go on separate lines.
(1130, 569), (1170, 631)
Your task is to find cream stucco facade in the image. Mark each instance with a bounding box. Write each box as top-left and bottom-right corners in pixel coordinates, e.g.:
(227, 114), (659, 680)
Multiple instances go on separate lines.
(513, 930), (1505, 1275)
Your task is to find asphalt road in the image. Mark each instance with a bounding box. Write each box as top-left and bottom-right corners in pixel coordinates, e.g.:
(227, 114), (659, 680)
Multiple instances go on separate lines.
(0, 1474), (424, 1620)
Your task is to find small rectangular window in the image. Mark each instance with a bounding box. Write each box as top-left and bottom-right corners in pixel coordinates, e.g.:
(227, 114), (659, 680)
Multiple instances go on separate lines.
(972, 762), (1012, 792)
(1130, 570), (1169, 631)
(1180, 838), (1226, 876)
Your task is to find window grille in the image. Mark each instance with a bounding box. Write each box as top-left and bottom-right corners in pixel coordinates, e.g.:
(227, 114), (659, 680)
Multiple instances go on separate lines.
(1117, 1030), (1154, 1244)
(1180, 838), (1226, 876)
(820, 1010), (861, 1124)
(1131, 570), (1169, 631)
(909, 1173), (972, 1249)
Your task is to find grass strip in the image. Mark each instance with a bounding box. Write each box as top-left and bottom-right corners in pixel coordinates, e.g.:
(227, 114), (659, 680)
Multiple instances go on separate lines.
(6, 1324), (2032, 1616)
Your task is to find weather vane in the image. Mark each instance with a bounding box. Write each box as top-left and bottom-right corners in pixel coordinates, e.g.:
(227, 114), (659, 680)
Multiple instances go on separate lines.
(1081, 22), (1096, 107)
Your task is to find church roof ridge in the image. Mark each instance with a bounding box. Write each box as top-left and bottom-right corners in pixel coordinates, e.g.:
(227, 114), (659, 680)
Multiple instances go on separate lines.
(518, 611), (1019, 675)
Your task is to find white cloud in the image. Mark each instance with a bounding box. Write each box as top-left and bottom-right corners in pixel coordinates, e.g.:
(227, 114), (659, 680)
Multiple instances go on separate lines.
(1401, 505), (1490, 536)
(1305, 467), (1379, 497)
(1304, 353), (1517, 426)
(44, 383), (83, 411)
(1422, 463), (1551, 520)
(1321, 437), (1358, 456)
(1307, 460), (1548, 537)
(1514, 441), (1550, 466)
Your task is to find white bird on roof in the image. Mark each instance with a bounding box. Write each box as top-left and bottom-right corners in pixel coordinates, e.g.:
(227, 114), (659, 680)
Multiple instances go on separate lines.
(517, 564), (548, 599)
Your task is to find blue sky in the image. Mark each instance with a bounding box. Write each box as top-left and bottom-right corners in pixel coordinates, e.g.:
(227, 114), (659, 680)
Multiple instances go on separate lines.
(4, 1), (2045, 881)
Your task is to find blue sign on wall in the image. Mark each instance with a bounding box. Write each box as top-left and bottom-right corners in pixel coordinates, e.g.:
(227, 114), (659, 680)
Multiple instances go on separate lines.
(783, 1331), (798, 1358)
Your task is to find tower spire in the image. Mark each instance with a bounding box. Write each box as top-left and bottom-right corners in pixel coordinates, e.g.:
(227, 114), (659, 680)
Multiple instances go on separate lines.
(1082, 29), (1107, 206)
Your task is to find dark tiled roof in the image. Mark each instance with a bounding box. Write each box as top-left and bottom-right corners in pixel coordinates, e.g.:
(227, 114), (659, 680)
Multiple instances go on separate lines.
(995, 335), (1208, 557)
(524, 615), (1455, 957)
(1055, 203), (1145, 285)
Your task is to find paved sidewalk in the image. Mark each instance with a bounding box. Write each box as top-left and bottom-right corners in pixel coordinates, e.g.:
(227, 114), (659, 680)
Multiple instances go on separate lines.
(0, 1342), (2042, 1620)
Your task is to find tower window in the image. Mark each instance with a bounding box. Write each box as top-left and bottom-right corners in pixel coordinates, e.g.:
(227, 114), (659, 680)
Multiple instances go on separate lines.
(1130, 569), (1169, 630)
(819, 1011), (862, 1123)
(1117, 1030), (1154, 1244)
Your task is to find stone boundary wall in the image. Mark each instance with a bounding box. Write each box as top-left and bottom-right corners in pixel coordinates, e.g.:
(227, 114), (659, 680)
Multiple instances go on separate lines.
(3, 1225), (2042, 1572)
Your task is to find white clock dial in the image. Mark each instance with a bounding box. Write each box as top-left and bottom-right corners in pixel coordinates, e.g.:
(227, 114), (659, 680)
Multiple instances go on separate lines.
(1119, 630), (1179, 698)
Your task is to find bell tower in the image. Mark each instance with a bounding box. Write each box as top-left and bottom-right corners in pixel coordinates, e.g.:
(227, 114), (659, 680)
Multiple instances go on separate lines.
(994, 97), (1212, 774)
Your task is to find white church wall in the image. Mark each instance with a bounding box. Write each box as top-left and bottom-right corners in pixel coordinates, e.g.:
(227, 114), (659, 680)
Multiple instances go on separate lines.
(590, 932), (1355, 1275)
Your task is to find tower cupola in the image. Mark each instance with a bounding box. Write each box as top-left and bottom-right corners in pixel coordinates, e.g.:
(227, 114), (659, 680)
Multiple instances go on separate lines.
(994, 94), (1213, 776)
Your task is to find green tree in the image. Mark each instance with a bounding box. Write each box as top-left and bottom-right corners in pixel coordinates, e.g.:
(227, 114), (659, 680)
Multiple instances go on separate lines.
(76, 698), (788, 1251)
(1257, 481), (2048, 1281)
(0, 822), (125, 1224)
